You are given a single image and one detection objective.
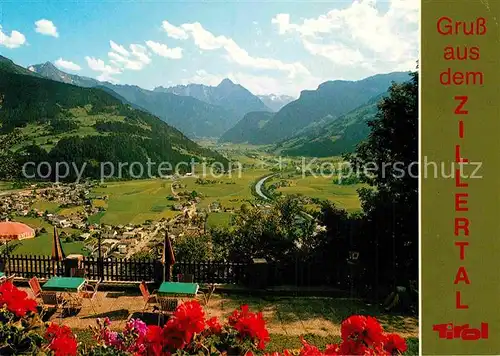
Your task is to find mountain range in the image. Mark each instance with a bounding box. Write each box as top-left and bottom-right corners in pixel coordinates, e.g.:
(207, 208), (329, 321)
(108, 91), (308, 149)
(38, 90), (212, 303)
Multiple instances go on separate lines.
(220, 72), (411, 154)
(21, 58), (412, 157)
(154, 79), (271, 119)
(0, 55), (228, 181)
(28, 62), (263, 138)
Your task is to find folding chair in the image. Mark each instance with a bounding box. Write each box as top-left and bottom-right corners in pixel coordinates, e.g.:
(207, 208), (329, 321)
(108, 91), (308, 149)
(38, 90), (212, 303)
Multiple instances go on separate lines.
(79, 279), (101, 316)
(157, 296), (179, 325)
(29, 276), (42, 300)
(139, 281), (158, 314)
(40, 291), (66, 321)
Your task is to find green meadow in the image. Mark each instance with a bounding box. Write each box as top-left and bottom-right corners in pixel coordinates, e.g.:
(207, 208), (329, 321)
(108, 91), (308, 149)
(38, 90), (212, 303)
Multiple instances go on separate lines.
(91, 180), (181, 226)
(181, 168), (270, 210)
(207, 212), (233, 228)
(271, 175), (363, 212)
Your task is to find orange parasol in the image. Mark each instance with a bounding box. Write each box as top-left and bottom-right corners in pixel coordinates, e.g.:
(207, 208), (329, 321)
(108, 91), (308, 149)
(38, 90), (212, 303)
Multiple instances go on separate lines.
(0, 221), (36, 275)
(0, 221), (35, 241)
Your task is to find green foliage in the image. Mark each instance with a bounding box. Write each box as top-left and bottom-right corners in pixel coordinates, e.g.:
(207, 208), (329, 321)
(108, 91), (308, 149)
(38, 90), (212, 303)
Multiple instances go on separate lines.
(210, 195), (315, 263)
(0, 308), (44, 355)
(174, 234), (212, 261)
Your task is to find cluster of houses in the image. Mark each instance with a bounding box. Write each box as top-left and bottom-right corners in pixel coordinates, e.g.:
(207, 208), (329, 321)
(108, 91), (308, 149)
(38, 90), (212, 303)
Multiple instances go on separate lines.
(0, 182), (164, 259)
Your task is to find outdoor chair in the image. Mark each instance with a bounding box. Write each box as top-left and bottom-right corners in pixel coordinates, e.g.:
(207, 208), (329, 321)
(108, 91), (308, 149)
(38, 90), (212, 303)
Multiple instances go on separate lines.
(40, 291), (66, 321)
(139, 281), (158, 314)
(202, 283), (216, 306)
(157, 296), (179, 325)
(29, 276), (42, 299)
(79, 279), (102, 316)
(196, 283), (216, 306)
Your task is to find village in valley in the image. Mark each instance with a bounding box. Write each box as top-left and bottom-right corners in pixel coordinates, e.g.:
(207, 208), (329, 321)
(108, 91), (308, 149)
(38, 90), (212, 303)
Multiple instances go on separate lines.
(0, 179), (216, 259)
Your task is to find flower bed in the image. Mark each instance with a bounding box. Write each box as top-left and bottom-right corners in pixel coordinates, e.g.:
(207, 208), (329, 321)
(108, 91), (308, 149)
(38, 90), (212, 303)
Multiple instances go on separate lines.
(0, 281), (408, 355)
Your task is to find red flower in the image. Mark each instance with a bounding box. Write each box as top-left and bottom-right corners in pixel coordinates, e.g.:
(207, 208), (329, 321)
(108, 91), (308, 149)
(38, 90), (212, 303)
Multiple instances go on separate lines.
(163, 319), (190, 350)
(206, 316), (222, 334)
(340, 315), (385, 346)
(144, 325), (165, 356)
(48, 335), (78, 356)
(172, 300), (206, 336)
(45, 323), (74, 341)
(364, 317), (384, 346)
(324, 344), (340, 355)
(299, 337), (324, 356)
(0, 281), (38, 317)
(339, 339), (368, 355)
(44, 323), (78, 356)
(231, 309), (270, 350)
(383, 334), (407, 355)
(228, 304), (251, 326)
(341, 315), (367, 341)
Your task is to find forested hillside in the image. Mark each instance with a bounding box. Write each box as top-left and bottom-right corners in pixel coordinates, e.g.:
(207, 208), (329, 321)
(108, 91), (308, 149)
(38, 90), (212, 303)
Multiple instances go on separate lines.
(0, 66), (228, 181)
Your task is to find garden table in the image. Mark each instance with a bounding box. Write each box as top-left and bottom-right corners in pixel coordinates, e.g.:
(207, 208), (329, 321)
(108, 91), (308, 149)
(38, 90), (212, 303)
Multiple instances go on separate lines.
(156, 282), (199, 323)
(43, 276), (86, 310)
(158, 281), (199, 297)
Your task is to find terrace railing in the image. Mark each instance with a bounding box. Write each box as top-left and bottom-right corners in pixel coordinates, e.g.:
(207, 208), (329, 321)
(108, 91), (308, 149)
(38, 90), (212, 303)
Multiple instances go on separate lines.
(0, 254), (349, 291)
(0, 254), (247, 285)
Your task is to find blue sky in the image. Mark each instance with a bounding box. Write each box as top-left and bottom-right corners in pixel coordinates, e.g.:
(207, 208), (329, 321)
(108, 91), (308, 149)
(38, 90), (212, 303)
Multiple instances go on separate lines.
(1, 0), (418, 96)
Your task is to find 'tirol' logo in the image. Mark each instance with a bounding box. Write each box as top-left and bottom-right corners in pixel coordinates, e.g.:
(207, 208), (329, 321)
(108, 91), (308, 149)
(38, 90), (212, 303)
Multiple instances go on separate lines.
(433, 323), (489, 340)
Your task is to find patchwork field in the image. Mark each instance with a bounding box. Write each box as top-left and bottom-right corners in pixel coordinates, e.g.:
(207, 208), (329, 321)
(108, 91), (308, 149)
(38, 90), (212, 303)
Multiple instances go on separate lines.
(180, 168), (270, 210)
(91, 180), (181, 226)
(271, 175), (363, 212)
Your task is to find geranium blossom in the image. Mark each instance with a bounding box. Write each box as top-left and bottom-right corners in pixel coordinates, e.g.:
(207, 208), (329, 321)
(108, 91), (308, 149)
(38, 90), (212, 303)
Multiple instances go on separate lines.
(0, 281), (37, 317)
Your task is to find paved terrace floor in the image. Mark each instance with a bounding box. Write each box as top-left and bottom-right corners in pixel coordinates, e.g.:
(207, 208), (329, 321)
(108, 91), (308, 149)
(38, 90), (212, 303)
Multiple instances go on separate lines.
(20, 287), (418, 338)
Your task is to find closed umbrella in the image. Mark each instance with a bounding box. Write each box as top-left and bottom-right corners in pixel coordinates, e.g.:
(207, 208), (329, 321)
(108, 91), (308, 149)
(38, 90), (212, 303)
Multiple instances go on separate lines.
(0, 221), (36, 275)
(51, 227), (65, 275)
(162, 231), (175, 281)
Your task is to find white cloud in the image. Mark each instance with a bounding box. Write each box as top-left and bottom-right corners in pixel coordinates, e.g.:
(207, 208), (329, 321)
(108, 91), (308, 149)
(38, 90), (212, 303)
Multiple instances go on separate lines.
(35, 19), (59, 38)
(110, 40), (129, 57)
(146, 40), (183, 59)
(181, 70), (224, 87)
(162, 20), (189, 40)
(85, 56), (121, 83)
(108, 40), (151, 70)
(0, 25), (26, 48)
(161, 21), (310, 78)
(271, 0), (418, 75)
(55, 58), (81, 71)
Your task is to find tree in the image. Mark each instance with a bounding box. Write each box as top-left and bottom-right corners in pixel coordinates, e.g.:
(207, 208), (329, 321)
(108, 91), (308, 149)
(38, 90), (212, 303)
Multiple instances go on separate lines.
(348, 71), (418, 290)
(174, 234), (211, 261)
(0, 129), (22, 179)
